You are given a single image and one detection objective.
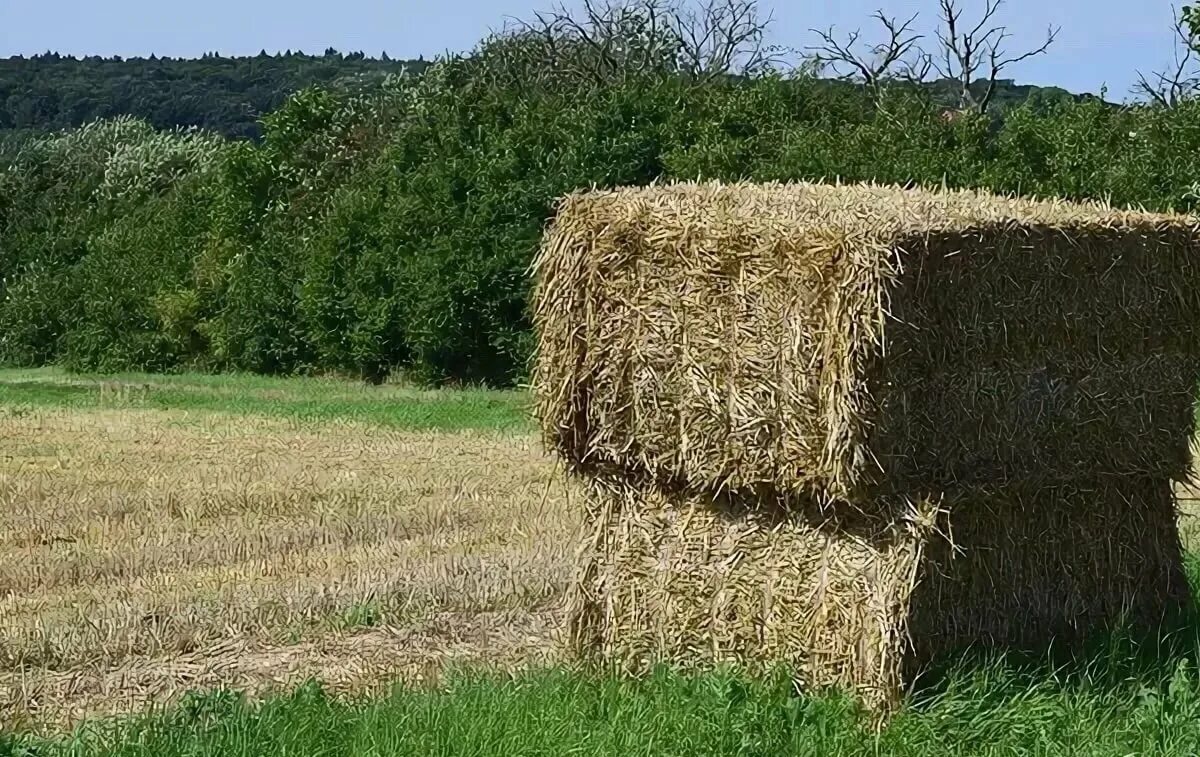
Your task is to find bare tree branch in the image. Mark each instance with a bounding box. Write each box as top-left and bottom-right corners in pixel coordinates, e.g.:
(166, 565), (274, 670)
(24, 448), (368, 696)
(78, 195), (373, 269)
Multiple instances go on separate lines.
(1133, 6), (1200, 107)
(669, 0), (783, 80)
(902, 50), (935, 84)
(932, 0), (1058, 114)
(489, 0), (781, 91)
(808, 10), (927, 87)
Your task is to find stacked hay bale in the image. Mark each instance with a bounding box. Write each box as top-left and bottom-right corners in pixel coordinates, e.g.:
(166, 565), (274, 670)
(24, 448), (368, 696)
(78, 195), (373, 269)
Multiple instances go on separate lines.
(531, 180), (1200, 711)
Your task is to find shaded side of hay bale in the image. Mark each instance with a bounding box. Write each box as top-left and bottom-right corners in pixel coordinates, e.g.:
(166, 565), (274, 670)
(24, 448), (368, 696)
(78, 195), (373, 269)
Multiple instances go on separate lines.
(907, 476), (1193, 669)
(861, 225), (1200, 494)
(566, 475), (937, 710)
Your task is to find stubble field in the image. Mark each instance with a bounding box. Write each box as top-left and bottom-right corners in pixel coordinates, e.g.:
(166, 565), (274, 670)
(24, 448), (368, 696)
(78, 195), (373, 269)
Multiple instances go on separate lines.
(0, 369), (578, 731)
(6, 368), (1200, 756)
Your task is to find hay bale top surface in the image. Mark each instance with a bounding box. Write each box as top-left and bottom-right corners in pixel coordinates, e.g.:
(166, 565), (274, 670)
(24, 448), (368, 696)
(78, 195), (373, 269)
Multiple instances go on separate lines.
(553, 181), (1190, 240)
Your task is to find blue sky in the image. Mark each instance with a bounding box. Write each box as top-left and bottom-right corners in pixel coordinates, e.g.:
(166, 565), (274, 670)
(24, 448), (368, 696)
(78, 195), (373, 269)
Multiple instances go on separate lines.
(0, 0), (1179, 99)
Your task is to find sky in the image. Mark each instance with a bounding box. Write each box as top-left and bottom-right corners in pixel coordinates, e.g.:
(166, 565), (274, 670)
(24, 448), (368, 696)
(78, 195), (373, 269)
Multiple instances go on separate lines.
(0, 0), (1181, 100)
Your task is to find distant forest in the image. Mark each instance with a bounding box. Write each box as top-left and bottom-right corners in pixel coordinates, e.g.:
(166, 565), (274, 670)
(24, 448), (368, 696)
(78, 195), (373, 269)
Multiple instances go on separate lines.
(0, 51), (430, 140)
(0, 50), (1100, 142)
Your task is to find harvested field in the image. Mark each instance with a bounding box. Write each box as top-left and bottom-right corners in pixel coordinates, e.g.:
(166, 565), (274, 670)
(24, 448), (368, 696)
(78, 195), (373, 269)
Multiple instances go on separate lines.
(0, 372), (579, 731)
(3, 368), (1200, 740)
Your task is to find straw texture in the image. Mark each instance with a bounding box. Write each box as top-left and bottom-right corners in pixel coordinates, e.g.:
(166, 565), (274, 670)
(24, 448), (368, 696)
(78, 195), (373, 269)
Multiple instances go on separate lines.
(566, 475), (1192, 709)
(908, 476), (1193, 663)
(532, 181), (1200, 503)
(534, 179), (1200, 712)
(566, 475), (938, 711)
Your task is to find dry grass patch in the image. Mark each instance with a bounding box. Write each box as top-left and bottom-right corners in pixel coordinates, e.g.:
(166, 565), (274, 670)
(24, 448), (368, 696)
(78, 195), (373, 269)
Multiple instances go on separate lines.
(0, 407), (577, 731)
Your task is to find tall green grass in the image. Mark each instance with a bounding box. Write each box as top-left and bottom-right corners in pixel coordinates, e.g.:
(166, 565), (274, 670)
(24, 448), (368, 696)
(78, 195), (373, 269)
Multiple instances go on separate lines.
(0, 367), (531, 431)
(5, 654), (1200, 757)
(9, 557), (1200, 757)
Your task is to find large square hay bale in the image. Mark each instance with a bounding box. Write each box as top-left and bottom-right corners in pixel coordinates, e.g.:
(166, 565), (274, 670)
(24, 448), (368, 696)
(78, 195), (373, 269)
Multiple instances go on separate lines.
(534, 180), (1200, 710)
(533, 181), (1200, 504)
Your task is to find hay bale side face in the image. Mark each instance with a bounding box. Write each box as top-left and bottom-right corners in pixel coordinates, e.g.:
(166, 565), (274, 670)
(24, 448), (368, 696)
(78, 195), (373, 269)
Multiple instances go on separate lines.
(533, 187), (845, 499)
(568, 475), (1194, 710)
(566, 476), (935, 711)
(907, 476), (1193, 666)
(864, 225), (1200, 491)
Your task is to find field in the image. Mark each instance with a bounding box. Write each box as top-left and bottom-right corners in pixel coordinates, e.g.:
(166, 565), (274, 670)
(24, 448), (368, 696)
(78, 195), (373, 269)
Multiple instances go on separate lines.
(5, 368), (1200, 755)
(0, 368), (574, 732)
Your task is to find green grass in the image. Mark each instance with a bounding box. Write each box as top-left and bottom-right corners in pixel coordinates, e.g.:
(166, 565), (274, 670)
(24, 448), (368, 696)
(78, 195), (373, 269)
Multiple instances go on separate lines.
(10, 555), (1200, 757)
(0, 367), (531, 431)
(6, 652), (1200, 757)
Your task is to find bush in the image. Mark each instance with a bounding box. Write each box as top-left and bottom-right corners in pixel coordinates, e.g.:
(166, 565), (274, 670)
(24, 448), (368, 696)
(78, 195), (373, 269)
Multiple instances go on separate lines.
(3, 56), (1200, 386)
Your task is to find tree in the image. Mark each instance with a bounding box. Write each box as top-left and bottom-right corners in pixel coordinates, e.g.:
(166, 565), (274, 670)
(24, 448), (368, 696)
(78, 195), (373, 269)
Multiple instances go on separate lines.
(1134, 5), (1200, 107)
(808, 0), (1059, 113)
(489, 0), (784, 91)
(669, 0), (786, 80)
(931, 0), (1059, 113)
(1185, 4), (1200, 37)
(0, 52), (423, 139)
(810, 11), (930, 88)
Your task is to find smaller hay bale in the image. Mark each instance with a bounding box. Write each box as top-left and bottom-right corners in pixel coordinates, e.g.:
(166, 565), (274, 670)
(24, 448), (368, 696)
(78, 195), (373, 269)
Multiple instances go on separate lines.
(567, 475), (938, 711)
(567, 474), (1194, 711)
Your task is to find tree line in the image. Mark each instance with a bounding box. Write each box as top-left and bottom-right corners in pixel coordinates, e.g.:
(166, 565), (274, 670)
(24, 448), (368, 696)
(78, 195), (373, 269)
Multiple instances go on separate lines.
(2, 0), (1200, 386)
(0, 50), (426, 140)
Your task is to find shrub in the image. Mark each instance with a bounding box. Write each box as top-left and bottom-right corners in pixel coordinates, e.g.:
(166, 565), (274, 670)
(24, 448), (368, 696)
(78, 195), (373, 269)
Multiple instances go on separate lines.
(4, 57), (1200, 385)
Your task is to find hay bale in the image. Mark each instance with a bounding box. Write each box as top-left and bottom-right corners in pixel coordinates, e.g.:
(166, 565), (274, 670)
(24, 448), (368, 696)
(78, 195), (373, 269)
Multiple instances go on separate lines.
(532, 181), (1200, 503)
(567, 475), (936, 711)
(568, 475), (1192, 709)
(535, 180), (1200, 711)
(908, 475), (1193, 662)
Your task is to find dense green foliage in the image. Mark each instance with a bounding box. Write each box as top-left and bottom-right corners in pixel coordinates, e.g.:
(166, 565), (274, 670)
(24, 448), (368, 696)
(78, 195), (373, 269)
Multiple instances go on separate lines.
(0, 49), (1084, 141)
(0, 52), (426, 140)
(3, 37), (1200, 386)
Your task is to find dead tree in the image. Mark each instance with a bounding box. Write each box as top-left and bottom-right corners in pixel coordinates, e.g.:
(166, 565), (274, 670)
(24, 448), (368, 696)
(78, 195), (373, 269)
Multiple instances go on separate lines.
(809, 11), (931, 88)
(809, 1), (1056, 112)
(492, 0), (782, 89)
(932, 0), (1059, 114)
(671, 0), (786, 80)
(1133, 6), (1200, 107)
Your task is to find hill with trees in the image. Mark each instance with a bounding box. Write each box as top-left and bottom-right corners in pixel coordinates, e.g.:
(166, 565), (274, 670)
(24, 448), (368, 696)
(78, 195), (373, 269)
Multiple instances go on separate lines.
(0, 0), (1102, 144)
(0, 51), (428, 140)
(0, 51), (1087, 145)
